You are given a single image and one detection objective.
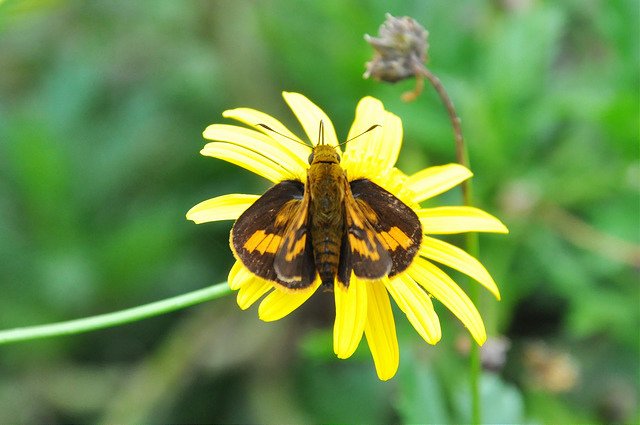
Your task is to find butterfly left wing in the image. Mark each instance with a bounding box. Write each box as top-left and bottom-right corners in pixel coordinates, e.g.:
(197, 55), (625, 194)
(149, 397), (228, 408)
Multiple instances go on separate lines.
(273, 182), (317, 289)
(231, 179), (316, 288)
(341, 178), (422, 283)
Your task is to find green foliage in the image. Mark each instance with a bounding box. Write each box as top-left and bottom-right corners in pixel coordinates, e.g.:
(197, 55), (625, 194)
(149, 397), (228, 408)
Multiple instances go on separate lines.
(0, 0), (637, 423)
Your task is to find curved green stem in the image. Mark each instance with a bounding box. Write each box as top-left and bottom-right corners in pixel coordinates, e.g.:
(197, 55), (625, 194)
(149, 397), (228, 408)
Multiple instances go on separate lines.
(458, 136), (481, 424)
(417, 65), (482, 424)
(0, 282), (231, 345)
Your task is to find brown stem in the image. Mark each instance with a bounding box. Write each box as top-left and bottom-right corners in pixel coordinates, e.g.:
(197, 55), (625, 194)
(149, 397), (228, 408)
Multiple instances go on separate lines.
(414, 65), (469, 203)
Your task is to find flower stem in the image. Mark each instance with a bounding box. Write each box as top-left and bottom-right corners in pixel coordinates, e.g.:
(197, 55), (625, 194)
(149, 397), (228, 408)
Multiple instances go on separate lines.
(417, 67), (467, 196)
(0, 282), (231, 345)
(461, 137), (481, 425)
(467, 229), (482, 425)
(417, 64), (481, 424)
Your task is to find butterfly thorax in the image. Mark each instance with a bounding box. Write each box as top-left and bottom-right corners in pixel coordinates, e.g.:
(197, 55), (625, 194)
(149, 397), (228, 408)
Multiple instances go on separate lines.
(307, 145), (347, 287)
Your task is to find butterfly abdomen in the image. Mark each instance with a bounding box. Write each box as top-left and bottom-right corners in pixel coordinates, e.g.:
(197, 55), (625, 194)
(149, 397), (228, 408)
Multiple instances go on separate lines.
(308, 162), (346, 286)
(313, 234), (342, 285)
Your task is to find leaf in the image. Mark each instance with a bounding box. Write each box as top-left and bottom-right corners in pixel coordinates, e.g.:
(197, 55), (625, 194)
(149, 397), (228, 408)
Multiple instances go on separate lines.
(453, 373), (525, 424)
(396, 349), (450, 424)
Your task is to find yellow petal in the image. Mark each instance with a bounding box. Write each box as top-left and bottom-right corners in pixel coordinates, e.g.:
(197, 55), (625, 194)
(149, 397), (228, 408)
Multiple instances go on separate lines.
(222, 107), (311, 162)
(385, 274), (441, 344)
(228, 260), (254, 290)
(201, 142), (291, 183)
(203, 124), (308, 180)
(420, 236), (501, 299)
(282, 91), (340, 149)
(342, 96), (403, 179)
(258, 280), (321, 321)
(364, 280), (399, 381)
(418, 206), (509, 234)
(333, 277), (367, 359)
(409, 258), (487, 345)
(407, 164), (473, 203)
(186, 194), (259, 224)
(236, 277), (273, 310)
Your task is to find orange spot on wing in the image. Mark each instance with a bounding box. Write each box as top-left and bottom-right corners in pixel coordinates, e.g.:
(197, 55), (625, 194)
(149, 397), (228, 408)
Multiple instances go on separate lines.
(244, 230), (266, 252)
(275, 200), (301, 226)
(265, 234), (282, 253)
(388, 226), (413, 248)
(255, 233), (274, 253)
(349, 232), (380, 260)
(379, 231), (399, 250)
(346, 201), (364, 227)
(284, 234), (306, 261)
(355, 199), (378, 222)
(244, 230), (282, 254)
(348, 234), (361, 254)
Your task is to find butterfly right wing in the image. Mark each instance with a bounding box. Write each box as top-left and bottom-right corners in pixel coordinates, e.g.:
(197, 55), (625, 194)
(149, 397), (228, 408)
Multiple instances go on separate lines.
(338, 182), (392, 286)
(230, 179), (316, 289)
(349, 178), (422, 277)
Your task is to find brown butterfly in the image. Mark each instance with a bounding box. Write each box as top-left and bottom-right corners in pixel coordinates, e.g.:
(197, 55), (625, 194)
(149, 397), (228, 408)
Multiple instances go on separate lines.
(230, 122), (422, 289)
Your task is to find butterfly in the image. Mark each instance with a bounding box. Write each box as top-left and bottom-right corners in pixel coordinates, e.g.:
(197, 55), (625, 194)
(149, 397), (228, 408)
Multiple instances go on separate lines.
(230, 122), (422, 289)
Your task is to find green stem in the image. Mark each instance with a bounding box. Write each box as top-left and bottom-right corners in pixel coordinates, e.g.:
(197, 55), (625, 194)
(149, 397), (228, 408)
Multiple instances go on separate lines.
(458, 112), (482, 425)
(0, 282), (231, 345)
(467, 230), (482, 425)
(419, 65), (482, 424)
(459, 136), (481, 424)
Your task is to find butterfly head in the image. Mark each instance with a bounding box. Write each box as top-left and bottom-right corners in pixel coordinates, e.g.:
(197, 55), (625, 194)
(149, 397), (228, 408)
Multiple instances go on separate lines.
(306, 120), (341, 165)
(308, 144), (340, 165)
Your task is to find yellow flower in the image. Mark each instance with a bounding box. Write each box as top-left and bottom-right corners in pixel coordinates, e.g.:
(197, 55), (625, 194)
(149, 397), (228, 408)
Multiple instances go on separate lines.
(187, 92), (508, 380)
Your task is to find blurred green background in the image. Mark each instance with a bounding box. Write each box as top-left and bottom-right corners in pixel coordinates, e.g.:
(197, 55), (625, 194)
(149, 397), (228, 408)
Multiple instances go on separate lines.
(0, 0), (638, 423)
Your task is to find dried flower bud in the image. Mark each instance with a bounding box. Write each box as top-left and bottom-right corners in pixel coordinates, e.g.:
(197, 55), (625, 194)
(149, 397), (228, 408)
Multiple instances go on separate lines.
(364, 13), (429, 83)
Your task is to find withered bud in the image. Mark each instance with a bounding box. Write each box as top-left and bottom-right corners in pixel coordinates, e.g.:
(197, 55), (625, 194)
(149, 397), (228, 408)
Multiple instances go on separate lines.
(364, 13), (429, 83)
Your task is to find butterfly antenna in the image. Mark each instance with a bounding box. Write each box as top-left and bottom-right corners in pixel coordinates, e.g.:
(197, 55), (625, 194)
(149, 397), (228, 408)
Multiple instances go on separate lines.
(337, 124), (381, 147)
(317, 120), (325, 146)
(255, 124), (310, 147)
